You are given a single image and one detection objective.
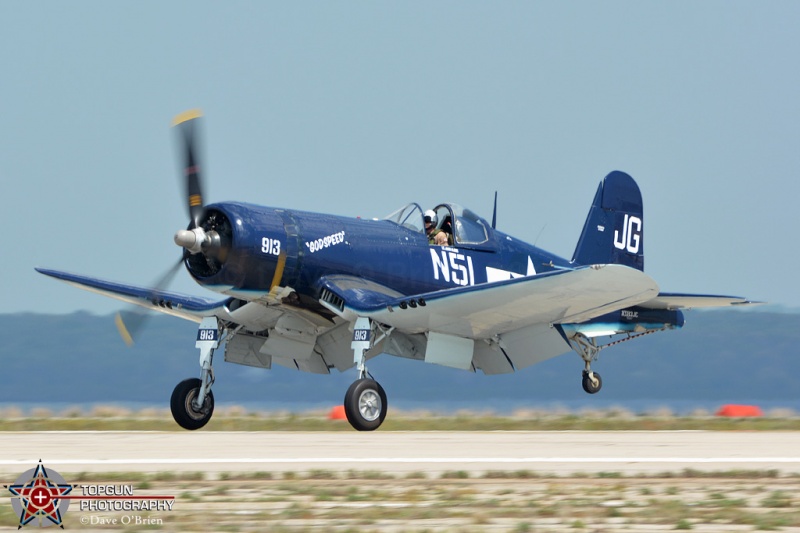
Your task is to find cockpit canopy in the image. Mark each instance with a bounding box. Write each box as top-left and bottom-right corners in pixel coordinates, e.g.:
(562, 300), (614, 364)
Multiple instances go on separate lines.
(384, 203), (490, 245)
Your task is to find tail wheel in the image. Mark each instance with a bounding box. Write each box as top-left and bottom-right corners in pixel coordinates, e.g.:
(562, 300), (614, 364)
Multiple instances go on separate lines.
(581, 371), (602, 394)
(170, 378), (214, 430)
(344, 378), (387, 431)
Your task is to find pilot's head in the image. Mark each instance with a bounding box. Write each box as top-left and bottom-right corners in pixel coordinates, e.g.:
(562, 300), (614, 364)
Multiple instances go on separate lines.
(424, 210), (437, 233)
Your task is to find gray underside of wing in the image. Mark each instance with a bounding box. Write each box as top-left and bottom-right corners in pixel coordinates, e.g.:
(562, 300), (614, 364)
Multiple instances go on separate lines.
(224, 266), (662, 376)
(355, 264), (659, 374)
(361, 264), (660, 338)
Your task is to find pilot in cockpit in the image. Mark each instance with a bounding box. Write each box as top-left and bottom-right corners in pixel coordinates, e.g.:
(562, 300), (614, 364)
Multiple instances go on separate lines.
(425, 209), (452, 246)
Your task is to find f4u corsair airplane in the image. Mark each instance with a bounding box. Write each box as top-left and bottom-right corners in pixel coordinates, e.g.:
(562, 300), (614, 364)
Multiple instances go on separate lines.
(37, 111), (759, 431)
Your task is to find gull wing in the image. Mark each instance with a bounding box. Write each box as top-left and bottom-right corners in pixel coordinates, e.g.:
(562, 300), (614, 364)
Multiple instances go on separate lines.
(323, 264), (660, 339)
(37, 267), (360, 373)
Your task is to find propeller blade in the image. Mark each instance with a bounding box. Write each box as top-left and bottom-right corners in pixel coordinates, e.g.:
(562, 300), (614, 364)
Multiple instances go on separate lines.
(172, 109), (205, 229)
(114, 256), (184, 346)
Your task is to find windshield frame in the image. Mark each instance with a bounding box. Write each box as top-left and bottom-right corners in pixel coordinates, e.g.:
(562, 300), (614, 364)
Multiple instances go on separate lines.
(383, 203), (425, 233)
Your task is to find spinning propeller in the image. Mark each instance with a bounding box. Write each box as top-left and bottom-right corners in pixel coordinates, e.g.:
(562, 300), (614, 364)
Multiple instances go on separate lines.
(115, 109), (223, 346)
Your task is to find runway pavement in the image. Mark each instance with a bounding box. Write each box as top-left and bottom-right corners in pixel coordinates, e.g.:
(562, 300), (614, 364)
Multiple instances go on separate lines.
(1, 431), (799, 476)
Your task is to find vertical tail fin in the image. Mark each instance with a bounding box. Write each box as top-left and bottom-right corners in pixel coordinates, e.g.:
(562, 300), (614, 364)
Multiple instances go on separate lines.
(572, 171), (644, 271)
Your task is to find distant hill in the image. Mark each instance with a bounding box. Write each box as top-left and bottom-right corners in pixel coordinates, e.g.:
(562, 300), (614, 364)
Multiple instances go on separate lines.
(2, 310), (798, 411)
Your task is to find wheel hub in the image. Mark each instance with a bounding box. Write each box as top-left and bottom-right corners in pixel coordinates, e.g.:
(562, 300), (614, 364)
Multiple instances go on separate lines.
(358, 389), (382, 422)
(185, 389), (211, 420)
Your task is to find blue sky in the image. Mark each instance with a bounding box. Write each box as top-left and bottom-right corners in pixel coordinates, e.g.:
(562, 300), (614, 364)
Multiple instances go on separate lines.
(3, 2), (798, 315)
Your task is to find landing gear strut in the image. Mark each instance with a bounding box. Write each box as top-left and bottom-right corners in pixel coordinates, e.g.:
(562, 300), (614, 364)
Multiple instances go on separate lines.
(344, 317), (389, 431)
(570, 332), (603, 395)
(171, 317), (220, 430)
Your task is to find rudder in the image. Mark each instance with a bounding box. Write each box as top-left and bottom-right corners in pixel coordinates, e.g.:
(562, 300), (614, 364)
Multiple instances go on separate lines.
(572, 171), (644, 271)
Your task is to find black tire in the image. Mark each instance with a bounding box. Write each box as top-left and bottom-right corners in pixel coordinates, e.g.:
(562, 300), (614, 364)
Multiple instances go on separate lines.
(170, 378), (214, 430)
(343, 378), (387, 431)
(581, 371), (602, 394)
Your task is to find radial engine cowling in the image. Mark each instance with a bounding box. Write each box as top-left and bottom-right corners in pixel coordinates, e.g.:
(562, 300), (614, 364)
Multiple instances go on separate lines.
(175, 203), (290, 295)
(180, 208), (233, 278)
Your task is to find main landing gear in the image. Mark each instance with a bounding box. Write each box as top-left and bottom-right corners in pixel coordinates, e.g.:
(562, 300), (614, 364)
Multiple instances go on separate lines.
(169, 315), (390, 432)
(345, 317), (389, 431)
(570, 332), (603, 395)
(170, 317), (220, 430)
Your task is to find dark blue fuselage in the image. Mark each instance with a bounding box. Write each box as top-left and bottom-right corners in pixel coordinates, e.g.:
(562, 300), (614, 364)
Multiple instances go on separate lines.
(186, 202), (572, 309)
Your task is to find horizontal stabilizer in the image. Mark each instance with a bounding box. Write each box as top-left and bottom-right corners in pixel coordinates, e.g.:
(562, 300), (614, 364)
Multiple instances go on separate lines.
(642, 292), (764, 310)
(35, 268), (228, 321)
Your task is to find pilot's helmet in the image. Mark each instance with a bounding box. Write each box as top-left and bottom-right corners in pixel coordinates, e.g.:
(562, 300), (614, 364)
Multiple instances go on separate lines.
(424, 209), (437, 225)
